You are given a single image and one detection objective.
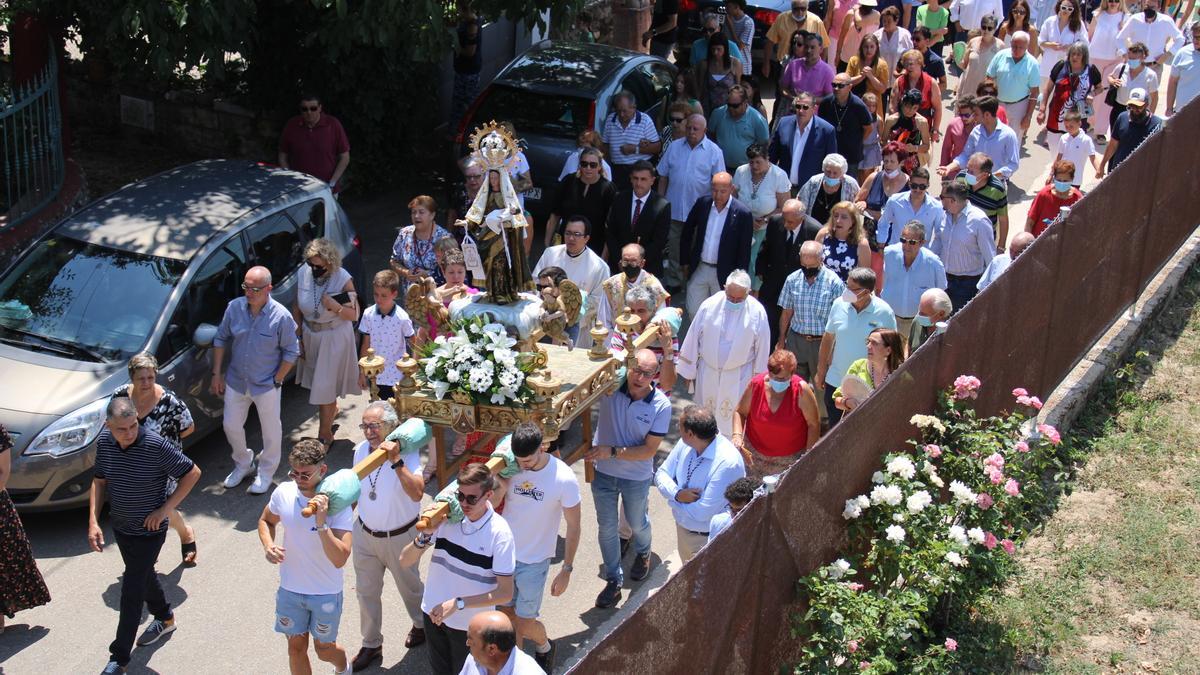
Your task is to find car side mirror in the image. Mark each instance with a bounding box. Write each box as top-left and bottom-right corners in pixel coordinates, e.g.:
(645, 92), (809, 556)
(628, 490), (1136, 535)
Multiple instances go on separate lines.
(193, 323), (218, 349)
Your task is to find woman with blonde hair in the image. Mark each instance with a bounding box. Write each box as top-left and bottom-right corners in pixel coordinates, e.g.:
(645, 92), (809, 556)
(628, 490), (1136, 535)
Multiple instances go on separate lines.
(815, 201), (872, 281)
(112, 352), (198, 565)
(292, 237), (360, 447)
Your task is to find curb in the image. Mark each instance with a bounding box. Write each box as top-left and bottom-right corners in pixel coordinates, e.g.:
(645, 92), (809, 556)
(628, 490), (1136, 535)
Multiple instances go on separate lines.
(1041, 227), (1200, 432)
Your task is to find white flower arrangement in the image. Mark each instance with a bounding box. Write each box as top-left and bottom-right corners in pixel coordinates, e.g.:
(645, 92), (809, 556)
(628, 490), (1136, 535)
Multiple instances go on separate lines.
(416, 316), (536, 406)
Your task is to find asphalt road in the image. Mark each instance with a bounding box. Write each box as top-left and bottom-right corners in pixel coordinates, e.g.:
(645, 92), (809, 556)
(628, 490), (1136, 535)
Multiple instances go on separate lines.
(0, 61), (1117, 675)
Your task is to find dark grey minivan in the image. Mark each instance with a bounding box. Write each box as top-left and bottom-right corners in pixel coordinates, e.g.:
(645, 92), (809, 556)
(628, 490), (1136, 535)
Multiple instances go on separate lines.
(0, 160), (364, 512)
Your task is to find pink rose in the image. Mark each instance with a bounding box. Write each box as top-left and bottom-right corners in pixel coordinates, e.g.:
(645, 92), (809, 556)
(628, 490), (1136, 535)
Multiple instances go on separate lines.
(925, 444), (942, 458)
(1028, 396), (1043, 410)
(1012, 388), (1028, 398)
(1001, 538), (1015, 554)
(860, 662), (871, 671)
(945, 637), (958, 652)
(986, 466), (1005, 484)
(983, 532), (998, 550)
(846, 582), (865, 591)
(1014, 441), (1030, 453)
(1005, 478), (1021, 496)
(976, 493), (994, 509)
(1037, 423), (1062, 445)
(848, 640), (859, 653)
(984, 452), (1005, 469)
(953, 375), (982, 400)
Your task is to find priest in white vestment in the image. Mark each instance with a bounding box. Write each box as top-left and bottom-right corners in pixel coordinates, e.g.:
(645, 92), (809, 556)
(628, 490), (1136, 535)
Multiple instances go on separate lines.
(676, 270), (771, 435)
(532, 216), (610, 347)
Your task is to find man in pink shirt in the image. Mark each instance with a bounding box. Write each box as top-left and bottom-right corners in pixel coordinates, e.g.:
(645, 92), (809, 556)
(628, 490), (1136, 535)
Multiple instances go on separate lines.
(939, 95), (978, 167)
(279, 93), (351, 193)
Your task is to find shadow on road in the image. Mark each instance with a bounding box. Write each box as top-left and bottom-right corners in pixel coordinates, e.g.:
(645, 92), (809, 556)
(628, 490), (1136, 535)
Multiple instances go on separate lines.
(0, 622), (51, 662)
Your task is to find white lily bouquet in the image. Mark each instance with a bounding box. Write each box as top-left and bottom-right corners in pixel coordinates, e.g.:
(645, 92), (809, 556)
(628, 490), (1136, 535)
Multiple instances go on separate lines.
(416, 316), (537, 405)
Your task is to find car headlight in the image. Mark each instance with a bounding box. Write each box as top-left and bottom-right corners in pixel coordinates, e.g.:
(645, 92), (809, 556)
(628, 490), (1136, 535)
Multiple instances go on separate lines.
(24, 398), (108, 457)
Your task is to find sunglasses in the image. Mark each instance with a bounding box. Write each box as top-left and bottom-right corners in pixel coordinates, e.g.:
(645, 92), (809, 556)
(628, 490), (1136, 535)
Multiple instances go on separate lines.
(358, 422), (382, 431)
(832, 82), (849, 89)
(900, 237), (923, 245)
(241, 282), (268, 292)
(1011, 8), (1027, 13)
(456, 489), (486, 506)
(910, 183), (929, 190)
(670, 116), (686, 123)
(289, 468), (319, 481)
(794, 104), (812, 111)
(300, 105), (319, 112)
(580, 161), (600, 168)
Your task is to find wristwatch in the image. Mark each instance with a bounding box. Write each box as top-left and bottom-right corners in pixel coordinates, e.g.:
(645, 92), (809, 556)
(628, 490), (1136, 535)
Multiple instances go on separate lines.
(273, 379), (283, 388)
(391, 457), (405, 470)
(562, 563), (574, 573)
(455, 597), (466, 611)
(315, 523), (330, 532)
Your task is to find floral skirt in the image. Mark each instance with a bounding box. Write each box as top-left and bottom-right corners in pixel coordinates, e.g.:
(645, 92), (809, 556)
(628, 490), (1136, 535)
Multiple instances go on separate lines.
(745, 441), (804, 483)
(0, 489), (51, 617)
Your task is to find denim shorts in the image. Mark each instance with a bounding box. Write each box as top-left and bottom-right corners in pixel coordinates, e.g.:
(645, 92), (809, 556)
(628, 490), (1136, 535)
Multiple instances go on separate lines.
(501, 558), (551, 619)
(275, 588), (343, 643)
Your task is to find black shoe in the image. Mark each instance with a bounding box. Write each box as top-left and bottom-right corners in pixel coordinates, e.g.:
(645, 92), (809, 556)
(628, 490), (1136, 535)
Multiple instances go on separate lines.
(595, 580), (622, 609)
(533, 640), (557, 673)
(351, 645), (383, 672)
(630, 553), (651, 582)
(619, 537), (631, 557)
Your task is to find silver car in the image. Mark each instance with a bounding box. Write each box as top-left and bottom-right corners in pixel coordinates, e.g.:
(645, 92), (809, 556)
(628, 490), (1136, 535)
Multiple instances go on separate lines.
(0, 159), (364, 512)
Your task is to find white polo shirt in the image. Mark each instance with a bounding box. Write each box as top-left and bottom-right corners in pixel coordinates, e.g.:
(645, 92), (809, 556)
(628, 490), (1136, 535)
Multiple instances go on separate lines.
(359, 304), (415, 387)
(421, 504), (515, 631)
(658, 137), (727, 221)
(1051, 131), (1096, 187)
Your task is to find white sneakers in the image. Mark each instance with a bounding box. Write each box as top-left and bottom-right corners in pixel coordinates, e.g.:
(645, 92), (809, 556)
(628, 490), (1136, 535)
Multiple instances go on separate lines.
(248, 474), (272, 495)
(222, 465), (251, 489)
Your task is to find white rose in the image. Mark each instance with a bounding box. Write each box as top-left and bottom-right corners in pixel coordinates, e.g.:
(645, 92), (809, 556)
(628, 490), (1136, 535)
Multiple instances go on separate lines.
(967, 527), (985, 544)
(886, 456), (917, 480)
(949, 480), (977, 505)
(842, 499), (863, 520)
(828, 559), (851, 580)
(947, 525), (969, 548)
(885, 525), (906, 543)
(906, 490), (933, 514)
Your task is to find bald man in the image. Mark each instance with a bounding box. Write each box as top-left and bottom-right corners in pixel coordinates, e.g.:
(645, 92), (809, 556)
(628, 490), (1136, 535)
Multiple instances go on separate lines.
(657, 113), (726, 289)
(680, 171), (754, 317)
(459, 611), (545, 675)
(977, 231), (1035, 293)
(757, 198), (823, 345)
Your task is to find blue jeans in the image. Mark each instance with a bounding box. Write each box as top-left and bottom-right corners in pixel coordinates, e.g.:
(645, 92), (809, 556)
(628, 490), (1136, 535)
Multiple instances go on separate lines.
(591, 471), (652, 584)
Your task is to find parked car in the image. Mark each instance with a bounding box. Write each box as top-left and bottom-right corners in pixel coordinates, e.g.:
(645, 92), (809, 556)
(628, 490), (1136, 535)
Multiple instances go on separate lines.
(674, 0), (789, 67)
(454, 40), (676, 233)
(0, 159), (365, 512)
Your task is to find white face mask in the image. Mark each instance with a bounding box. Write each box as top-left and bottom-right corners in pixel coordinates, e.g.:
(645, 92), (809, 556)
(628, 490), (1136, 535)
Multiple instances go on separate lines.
(841, 289), (860, 303)
(883, 168), (902, 178)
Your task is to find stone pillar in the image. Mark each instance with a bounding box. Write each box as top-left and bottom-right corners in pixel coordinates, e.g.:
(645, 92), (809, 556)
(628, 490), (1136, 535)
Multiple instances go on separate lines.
(610, 0), (654, 54)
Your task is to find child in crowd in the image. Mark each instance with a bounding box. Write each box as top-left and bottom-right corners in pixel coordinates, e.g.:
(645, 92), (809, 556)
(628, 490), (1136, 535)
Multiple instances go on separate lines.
(575, 10), (596, 42)
(1049, 109), (1098, 188)
(414, 248), (479, 346)
(358, 269), (415, 401)
(707, 477), (759, 544)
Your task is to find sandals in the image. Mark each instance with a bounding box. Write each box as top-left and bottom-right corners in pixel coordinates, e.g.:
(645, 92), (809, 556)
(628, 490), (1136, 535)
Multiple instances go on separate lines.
(181, 525), (197, 567)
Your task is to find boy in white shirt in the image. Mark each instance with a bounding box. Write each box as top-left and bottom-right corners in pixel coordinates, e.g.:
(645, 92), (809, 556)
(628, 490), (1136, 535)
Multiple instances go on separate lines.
(494, 422), (582, 674)
(358, 269), (414, 401)
(258, 440), (354, 675)
(1050, 109), (1098, 188)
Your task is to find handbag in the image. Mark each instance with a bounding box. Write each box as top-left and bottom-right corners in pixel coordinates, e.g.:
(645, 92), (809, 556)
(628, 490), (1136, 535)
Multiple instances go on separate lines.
(1104, 64), (1125, 107)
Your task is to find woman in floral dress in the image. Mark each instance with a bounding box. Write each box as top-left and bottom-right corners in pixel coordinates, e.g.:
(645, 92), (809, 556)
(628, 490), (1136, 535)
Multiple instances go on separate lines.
(0, 424), (51, 629)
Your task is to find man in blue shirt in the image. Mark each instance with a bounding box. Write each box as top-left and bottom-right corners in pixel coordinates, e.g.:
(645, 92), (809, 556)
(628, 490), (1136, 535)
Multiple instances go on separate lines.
(880, 222), (948, 344)
(587, 348), (673, 609)
(708, 85), (770, 170)
(211, 265), (301, 494)
(983, 33), (1040, 139)
(1098, 88), (1164, 176)
(654, 405), (746, 562)
(816, 268), (897, 427)
(877, 168), (943, 246)
(939, 96), (1021, 181)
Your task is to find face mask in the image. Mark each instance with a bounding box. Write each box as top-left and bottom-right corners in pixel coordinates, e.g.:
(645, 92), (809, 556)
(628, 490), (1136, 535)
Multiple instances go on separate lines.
(725, 299), (746, 312)
(916, 314), (933, 327)
(962, 173), (979, 187)
(1128, 58), (1142, 68)
(621, 263), (641, 280)
(801, 265), (821, 279)
(883, 168), (902, 178)
(768, 378), (791, 393)
(309, 265), (327, 278)
(823, 176), (841, 187)
(1053, 179), (1072, 192)
(1144, 8), (1156, 19)
(841, 289), (860, 303)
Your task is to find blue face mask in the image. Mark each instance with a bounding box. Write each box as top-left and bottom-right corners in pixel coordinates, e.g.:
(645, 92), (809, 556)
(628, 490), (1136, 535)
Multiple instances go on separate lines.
(916, 314), (933, 327)
(725, 299), (745, 312)
(962, 173), (979, 187)
(768, 377), (791, 393)
(1128, 59), (1142, 68)
(1053, 179), (1072, 192)
(823, 176), (841, 187)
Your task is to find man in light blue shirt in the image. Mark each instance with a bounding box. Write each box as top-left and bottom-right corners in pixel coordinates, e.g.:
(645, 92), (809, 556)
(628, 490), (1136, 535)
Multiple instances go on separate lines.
(978, 231), (1034, 292)
(876, 168), (943, 245)
(707, 86), (770, 170)
(1167, 23), (1200, 116)
(983, 33), (1040, 137)
(929, 182), (995, 314)
(939, 96), (1021, 180)
(881, 222), (947, 343)
(211, 265), (300, 494)
(658, 114), (726, 288)
(816, 268), (897, 427)
(587, 348), (673, 609)
(654, 405), (746, 562)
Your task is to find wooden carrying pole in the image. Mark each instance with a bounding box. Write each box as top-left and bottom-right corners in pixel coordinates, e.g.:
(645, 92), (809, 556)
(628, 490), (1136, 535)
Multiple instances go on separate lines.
(299, 442), (394, 517)
(416, 455), (508, 532)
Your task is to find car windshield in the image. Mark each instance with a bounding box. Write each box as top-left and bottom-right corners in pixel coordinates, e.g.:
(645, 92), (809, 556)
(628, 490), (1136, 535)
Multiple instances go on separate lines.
(474, 85), (591, 139)
(0, 235), (187, 362)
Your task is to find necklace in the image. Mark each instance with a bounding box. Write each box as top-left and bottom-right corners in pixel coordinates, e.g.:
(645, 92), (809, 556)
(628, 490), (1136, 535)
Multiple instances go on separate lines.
(365, 465), (383, 501)
(460, 508), (494, 536)
(749, 172), (766, 200)
(831, 99), (850, 132)
(682, 452), (706, 489)
(310, 273), (329, 320)
(870, 361), (890, 388)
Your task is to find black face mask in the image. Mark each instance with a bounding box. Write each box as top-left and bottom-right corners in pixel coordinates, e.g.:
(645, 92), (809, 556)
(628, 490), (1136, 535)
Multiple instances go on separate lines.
(621, 263), (642, 279)
(1144, 8), (1156, 18)
(309, 265), (327, 278)
(801, 265), (821, 279)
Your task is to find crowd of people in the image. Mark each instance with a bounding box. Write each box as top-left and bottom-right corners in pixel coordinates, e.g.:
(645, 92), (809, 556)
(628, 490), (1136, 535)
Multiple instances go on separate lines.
(2, 5), (1197, 675)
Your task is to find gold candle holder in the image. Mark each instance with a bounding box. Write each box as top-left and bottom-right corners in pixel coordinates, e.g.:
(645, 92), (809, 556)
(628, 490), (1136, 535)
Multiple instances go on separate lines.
(530, 369), (561, 402)
(358, 348), (386, 402)
(397, 355), (420, 394)
(615, 306), (641, 337)
(588, 319), (611, 360)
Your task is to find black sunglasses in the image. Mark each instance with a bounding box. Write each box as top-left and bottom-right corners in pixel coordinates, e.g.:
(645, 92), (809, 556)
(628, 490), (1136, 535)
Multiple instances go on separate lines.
(670, 116), (686, 123)
(456, 489), (486, 506)
(900, 237), (923, 245)
(300, 105), (319, 112)
(832, 83), (849, 89)
(794, 104), (812, 111)
(910, 183), (929, 190)
(580, 161), (600, 168)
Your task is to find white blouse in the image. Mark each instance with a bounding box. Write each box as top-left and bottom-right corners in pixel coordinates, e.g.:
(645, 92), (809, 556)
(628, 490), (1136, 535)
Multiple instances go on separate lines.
(1089, 11), (1127, 60)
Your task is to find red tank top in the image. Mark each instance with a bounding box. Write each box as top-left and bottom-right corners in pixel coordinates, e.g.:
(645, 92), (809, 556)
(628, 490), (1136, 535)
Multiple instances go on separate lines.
(744, 373), (809, 457)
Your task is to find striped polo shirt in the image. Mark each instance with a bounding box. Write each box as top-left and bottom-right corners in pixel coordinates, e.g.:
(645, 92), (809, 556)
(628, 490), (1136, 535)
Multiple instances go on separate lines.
(94, 426), (195, 536)
(956, 171), (1008, 227)
(601, 110), (660, 166)
(421, 503), (515, 631)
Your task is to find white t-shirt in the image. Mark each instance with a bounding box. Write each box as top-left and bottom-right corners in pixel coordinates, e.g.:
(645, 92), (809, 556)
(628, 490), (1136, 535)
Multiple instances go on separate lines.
(421, 504), (516, 631)
(501, 455), (581, 564)
(352, 440), (423, 531)
(1052, 131), (1096, 186)
(269, 481), (356, 596)
(358, 304), (415, 386)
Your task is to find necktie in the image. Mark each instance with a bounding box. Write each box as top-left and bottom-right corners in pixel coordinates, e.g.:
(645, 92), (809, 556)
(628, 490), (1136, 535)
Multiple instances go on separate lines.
(788, 230), (796, 247)
(632, 198), (643, 227)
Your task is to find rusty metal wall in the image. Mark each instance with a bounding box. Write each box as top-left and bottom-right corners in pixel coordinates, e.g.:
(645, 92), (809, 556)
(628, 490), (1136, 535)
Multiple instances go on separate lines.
(568, 101), (1200, 675)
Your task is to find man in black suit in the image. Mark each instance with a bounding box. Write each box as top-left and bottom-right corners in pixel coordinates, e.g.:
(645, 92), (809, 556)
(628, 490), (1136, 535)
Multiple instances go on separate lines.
(756, 198), (824, 346)
(680, 171), (753, 317)
(605, 160), (672, 276)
